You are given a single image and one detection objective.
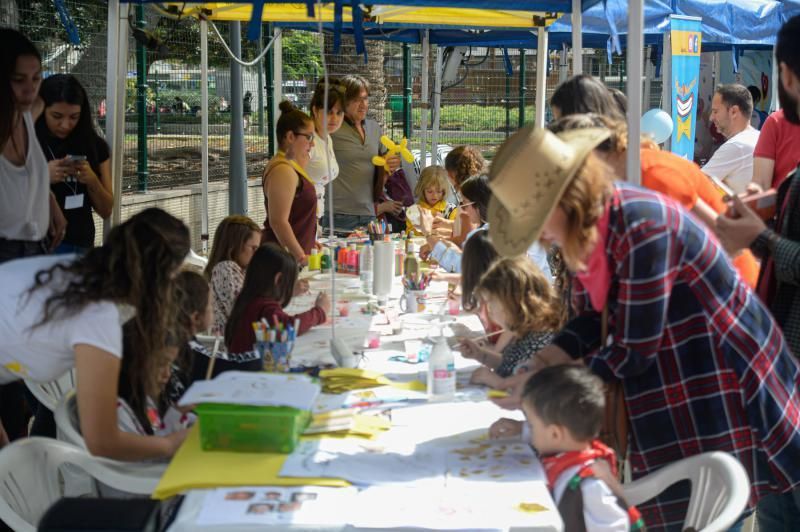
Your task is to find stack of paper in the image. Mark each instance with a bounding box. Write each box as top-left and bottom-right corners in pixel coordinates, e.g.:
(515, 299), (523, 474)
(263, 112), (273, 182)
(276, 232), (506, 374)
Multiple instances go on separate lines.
(304, 412), (391, 439)
(319, 368), (425, 394)
(178, 372), (320, 411)
(313, 385), (429, 413)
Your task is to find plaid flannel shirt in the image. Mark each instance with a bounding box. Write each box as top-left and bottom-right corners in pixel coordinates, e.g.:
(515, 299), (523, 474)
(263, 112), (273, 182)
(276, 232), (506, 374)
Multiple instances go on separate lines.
(751, 167), (800, 356)
(553, 183), (800, 529)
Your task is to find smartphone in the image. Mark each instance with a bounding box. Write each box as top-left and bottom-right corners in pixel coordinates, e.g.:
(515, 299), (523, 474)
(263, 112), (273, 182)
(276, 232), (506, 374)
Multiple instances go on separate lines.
(65, 154), (87, 163)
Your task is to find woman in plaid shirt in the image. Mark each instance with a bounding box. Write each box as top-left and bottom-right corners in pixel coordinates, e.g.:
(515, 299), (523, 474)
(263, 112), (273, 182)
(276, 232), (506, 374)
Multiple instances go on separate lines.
(487, 127), (800, 530)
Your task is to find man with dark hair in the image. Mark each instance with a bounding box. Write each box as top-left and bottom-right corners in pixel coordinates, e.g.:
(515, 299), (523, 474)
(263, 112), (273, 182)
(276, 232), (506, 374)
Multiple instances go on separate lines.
(716, 14), (800, 530)
(702, 83), (759, 193)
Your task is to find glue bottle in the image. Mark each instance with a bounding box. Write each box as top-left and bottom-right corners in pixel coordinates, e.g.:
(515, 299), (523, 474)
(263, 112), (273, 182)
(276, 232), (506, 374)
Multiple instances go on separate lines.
(359, 242), (373, 294)
(427, 328), (455, 399)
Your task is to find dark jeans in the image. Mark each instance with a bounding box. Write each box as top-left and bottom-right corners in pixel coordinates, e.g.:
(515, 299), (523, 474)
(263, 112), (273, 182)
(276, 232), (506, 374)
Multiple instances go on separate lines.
(321, 213), (377, 233)
(0, 238), (50, 442)
(53, 242), (90, 256)
(756, 488), (800, 531)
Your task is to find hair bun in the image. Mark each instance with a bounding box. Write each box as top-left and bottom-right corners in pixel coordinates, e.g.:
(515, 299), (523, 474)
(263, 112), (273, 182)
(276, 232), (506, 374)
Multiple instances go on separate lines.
(279, 100), (296, 114)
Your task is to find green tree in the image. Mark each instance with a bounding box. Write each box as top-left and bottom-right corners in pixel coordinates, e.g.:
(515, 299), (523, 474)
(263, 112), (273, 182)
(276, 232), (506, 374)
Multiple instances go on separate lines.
(281, 30), (322, 79)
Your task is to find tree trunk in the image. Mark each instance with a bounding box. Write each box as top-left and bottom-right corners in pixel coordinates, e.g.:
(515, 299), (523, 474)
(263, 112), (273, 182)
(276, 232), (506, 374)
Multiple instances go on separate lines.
(324, 35), (386, 128)
(0, 0), (18, 28)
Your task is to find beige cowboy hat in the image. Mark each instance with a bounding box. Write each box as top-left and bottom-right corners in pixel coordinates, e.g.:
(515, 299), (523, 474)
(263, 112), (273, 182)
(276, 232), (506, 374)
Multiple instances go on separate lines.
(488, 126), (610, 256)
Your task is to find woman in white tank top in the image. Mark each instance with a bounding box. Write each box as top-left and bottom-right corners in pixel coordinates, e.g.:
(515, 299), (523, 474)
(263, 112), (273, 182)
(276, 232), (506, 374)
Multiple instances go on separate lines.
(0, 28), (66, 264)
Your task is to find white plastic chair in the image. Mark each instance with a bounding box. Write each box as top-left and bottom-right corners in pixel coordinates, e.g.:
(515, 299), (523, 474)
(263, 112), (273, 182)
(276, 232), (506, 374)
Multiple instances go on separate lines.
(184, 249), (208, 270)
(53, 391), (85, 449)
(53, 391), (166, 472)
(24, 370), (76, 412)
(623, 451), (750, 532)
(0, 438), (162, 532)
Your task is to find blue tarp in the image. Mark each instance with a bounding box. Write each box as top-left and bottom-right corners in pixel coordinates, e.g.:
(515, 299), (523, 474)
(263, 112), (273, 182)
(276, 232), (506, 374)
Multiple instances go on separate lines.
(549, 0), (783, 51)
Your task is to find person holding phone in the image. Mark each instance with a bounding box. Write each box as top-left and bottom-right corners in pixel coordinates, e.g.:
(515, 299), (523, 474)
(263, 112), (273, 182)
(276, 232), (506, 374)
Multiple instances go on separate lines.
(36, 74), (113, 254)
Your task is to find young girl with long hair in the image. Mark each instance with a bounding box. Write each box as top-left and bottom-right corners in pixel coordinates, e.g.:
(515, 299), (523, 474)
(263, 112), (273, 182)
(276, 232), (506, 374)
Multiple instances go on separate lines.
(225, 244), (330, 357)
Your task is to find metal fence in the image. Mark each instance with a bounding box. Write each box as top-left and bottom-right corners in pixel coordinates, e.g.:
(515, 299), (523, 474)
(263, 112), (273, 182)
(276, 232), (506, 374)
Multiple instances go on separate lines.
(18, 0), (660, 191)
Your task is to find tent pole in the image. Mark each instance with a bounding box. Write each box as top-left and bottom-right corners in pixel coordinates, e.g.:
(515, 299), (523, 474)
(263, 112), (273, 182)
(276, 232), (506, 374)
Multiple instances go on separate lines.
(518, 48), (526, 127)
(105, 0), (128, 234)
(272, 27), (283, 151)
(661, 31), (672, 152)
(626, 0), (643, 186)
(420, 30), (429, 171)
(200, 18), (210, 254)
(572, 0), (583, 75)
(535, 27), (548, 128)
(431, 45), (442, 162)
(643, 45), (653, 110)
(229, 21), (248, 215)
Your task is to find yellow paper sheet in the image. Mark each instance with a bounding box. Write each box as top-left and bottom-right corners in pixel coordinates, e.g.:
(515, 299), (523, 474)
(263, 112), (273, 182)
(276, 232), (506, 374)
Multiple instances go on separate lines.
(152, 425), (348, 500)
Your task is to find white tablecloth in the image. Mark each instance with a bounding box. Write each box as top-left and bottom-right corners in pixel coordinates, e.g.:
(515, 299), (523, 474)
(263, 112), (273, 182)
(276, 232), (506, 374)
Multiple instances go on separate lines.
(167, 273), (563, 532)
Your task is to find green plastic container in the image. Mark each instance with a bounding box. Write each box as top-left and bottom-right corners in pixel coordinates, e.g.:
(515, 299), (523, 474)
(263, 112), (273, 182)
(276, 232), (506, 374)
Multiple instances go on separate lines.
(195, 403), (311, 454)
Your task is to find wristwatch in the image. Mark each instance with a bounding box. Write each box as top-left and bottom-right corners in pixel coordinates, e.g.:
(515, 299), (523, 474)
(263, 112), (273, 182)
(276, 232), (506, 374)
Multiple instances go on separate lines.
(758, 229), (780, 254)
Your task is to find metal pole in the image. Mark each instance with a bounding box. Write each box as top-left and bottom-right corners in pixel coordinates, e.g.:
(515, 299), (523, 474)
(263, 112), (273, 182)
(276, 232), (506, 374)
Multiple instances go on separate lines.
(572, 0), (583, 75)
(266, 22), (275, 156)
(505, 74), (510, 138)
(626, 0), (643, 186)
(431, 45), (442, 162)
(643, 45), (653, 110)
(661, 31), (672, 151)
(420, 30), (429, 171)
(402, 42), (412, 139)
(200, 18), (210, 254)
(135, 4), (148, 192)
(272, 27), (283, 149)
(519, 49), (526, 128)
(257, 25), (266, 137)
(105, 0), (128, 233)
(558, 48), (569, 83)
(154, 82), (160, 134)
(229, 21), (248, 215)
(535, 27), (548, 128)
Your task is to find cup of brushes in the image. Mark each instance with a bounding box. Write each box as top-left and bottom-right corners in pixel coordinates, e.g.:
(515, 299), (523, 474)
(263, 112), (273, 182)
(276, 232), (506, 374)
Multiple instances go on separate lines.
(253, 317), (300, 372)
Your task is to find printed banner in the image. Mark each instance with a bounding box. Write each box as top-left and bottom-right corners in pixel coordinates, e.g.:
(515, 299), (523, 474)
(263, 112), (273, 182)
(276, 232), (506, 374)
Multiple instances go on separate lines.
(670, 15), (703, 160)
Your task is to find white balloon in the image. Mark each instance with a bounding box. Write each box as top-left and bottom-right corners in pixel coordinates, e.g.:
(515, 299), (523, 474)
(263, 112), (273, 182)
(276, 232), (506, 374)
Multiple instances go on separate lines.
(641, 109), (674, 144)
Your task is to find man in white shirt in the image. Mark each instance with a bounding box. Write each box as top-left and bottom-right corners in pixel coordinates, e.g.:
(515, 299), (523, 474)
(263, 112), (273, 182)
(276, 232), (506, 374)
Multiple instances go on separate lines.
(702, 84), (760, 193)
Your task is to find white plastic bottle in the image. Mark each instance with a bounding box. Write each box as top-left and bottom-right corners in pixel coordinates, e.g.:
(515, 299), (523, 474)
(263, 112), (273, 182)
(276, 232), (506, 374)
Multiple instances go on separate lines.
(359, 242), (373, 294)
(427, 333), (456, 399)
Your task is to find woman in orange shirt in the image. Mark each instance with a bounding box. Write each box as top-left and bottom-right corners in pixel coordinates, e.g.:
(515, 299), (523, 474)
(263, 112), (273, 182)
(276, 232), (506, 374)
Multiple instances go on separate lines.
(548, 113), (759, 287)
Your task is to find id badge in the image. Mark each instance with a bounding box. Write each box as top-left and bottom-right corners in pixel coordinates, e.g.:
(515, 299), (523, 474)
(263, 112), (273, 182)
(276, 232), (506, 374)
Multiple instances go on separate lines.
(64, 193), (85, 210)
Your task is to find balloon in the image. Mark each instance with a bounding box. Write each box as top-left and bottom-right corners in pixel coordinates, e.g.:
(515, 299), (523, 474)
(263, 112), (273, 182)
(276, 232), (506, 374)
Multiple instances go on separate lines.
(641, 109), (674, 144)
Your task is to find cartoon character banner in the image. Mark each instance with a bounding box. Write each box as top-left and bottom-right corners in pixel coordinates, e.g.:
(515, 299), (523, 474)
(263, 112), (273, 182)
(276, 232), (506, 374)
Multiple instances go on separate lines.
(670, 15), (702, 160)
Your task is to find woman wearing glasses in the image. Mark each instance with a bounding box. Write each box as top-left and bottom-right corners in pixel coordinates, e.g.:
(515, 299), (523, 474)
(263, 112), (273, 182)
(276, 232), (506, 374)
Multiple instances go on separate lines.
(261, 101), (318, 265)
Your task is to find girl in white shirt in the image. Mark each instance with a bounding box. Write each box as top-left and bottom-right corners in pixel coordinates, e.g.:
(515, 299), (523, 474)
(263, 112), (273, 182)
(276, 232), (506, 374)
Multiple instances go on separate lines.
(0, 208), (192, 461)
(305, 78), (345, 223)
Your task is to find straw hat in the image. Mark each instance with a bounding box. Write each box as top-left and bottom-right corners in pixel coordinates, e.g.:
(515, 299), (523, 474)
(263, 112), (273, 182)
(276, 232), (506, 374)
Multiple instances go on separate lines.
(488, 126), (610, 256)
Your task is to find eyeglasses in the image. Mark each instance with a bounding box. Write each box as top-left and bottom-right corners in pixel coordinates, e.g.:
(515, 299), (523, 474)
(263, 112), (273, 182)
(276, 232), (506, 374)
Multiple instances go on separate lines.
(459, 201), (475, 209)
(293, 131), (314, 141)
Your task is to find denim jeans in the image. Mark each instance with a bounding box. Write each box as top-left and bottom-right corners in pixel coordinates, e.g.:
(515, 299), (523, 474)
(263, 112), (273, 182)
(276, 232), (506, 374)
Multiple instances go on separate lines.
(53, 242), (90, 255)
(756, 489), (800, 531)
(321, 213), (376, 232)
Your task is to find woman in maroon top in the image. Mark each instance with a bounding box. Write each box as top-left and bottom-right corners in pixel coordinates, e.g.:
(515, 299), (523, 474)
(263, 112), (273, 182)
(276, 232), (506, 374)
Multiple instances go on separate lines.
(262, 101), (318, 265)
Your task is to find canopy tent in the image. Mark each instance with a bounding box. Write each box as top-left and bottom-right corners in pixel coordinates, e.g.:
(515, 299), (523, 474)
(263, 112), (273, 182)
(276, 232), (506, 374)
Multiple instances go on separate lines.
(107, 0), (643, 242)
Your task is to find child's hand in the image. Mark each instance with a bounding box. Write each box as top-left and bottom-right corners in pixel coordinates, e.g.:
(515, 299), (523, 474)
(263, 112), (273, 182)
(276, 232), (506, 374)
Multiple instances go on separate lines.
(164, 428), (190, 456)
(419, 207), (434, 234)
(470, 366), (503, 388)
(294, 278), (310, 297)
(459, 338), (487, 361)
(316, 291), (331, 315)
(489, 418), (523, 439)
(419, 243), (432, 260)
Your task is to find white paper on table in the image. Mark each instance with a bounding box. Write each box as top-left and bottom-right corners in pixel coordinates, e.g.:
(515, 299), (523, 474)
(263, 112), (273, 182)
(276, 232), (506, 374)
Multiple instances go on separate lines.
(312, 385), (429, 413)
(194, 486), (357, 527)
(280, 437), (447, 486)
(177, 372), (320, 410)
(350, 481), (559, 531)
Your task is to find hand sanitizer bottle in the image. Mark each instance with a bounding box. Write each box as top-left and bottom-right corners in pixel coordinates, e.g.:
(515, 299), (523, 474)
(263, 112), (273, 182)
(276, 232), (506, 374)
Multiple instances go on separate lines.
(427, 330), (455, 399)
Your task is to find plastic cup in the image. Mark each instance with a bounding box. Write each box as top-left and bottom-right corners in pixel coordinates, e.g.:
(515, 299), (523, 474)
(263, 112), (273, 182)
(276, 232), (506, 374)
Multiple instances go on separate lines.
(366, 330), (381, 349)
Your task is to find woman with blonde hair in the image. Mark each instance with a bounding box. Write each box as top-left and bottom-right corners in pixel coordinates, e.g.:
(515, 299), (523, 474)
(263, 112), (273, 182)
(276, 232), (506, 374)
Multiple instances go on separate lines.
(206, 215), (261, 334)
(487, 126), (800, 529)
